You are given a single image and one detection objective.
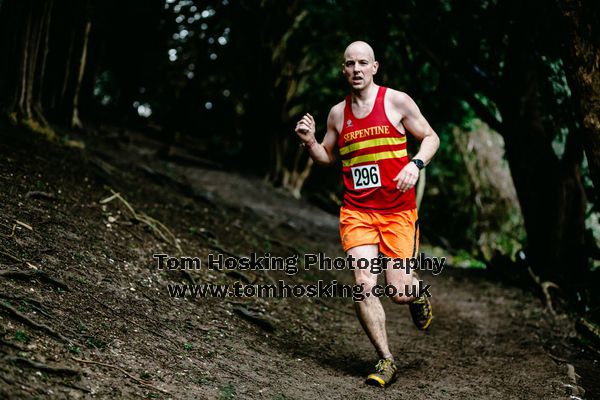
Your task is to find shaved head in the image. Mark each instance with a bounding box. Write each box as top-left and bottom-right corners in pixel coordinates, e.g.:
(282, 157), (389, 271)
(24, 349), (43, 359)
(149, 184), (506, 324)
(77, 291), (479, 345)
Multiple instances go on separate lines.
(344, 41), (376, 62)
(342, 41), (379, 91)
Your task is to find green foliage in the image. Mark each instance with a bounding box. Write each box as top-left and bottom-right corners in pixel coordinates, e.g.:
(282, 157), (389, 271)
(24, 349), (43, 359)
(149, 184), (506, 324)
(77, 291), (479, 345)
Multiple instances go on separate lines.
(218, 383), (236, 400)
(85, 336), (106, 349)
(13, 330), (29, 343)
(140, 371), (152, 380)
(2, 0), (594, 272)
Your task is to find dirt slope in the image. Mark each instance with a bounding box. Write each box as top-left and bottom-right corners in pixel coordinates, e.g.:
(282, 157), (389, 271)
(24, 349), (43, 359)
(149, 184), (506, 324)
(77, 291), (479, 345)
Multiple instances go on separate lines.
(0, 124), (597, 399)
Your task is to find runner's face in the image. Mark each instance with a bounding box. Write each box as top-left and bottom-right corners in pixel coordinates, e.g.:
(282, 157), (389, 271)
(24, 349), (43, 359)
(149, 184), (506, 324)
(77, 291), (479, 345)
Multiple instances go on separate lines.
(342, 47), (378, 90)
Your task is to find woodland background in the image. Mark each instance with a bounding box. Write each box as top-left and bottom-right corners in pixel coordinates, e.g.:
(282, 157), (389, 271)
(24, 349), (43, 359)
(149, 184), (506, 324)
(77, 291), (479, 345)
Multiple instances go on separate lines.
(1, 0), (599, 321)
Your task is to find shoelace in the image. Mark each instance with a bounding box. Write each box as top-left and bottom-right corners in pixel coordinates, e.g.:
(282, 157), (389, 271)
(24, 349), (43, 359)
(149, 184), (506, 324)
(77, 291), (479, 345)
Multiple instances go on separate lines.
(376, 359), (393, 373)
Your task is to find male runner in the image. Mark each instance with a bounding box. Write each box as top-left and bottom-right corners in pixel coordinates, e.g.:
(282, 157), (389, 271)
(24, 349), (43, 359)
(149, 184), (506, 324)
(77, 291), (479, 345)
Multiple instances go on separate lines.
(295, 41), (440, 387)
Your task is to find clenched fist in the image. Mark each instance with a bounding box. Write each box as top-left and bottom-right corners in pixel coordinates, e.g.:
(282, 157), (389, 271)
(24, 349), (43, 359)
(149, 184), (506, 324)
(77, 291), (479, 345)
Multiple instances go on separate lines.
(295, 113), (316, 144)
(393, 162), (420, 193)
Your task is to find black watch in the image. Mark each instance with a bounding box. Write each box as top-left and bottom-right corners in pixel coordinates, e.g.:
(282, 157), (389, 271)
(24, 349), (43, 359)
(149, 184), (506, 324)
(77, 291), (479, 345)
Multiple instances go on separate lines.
(411, 158), (425, 170)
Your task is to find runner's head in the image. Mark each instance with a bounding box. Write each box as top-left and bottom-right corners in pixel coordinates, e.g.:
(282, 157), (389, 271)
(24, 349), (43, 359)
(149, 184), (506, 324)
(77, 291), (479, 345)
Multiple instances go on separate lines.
(342, 41), (379, 91)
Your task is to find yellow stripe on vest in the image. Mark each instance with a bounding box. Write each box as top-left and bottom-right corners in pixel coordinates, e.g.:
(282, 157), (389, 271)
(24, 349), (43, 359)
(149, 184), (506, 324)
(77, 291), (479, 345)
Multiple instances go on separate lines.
(339, 136), (407, 156)
(342, 149), (407, 167)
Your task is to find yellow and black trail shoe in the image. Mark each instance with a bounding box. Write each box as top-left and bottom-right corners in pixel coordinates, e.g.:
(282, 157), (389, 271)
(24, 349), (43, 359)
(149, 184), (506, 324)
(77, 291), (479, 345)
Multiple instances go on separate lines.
(365, 358), (398, 388)
(409, 292), (433, 330)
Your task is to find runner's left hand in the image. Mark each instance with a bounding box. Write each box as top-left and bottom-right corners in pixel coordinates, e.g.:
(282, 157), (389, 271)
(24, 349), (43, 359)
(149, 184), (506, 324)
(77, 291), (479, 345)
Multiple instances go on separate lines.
(393, 163), (420, 193)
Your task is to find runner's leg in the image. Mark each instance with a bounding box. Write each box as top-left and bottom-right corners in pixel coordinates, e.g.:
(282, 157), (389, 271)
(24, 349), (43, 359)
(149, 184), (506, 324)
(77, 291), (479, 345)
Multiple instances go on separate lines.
(378, 209), (420, 304)
(349, 244), (393, 360)
(385, 257), (417, 304)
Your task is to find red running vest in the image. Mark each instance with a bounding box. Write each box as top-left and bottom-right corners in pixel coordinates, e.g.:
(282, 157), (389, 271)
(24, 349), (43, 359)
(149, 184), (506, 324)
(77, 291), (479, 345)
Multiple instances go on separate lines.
(337, 86), (416, 213)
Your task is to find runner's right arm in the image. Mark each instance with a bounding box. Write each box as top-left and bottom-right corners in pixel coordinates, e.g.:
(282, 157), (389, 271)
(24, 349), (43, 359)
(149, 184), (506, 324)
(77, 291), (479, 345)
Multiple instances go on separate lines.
(295, 104), (341, 166)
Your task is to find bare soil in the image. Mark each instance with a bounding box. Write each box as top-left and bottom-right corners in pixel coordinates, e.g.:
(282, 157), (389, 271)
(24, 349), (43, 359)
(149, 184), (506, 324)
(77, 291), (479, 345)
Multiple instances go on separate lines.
(0, 124), (598, 399)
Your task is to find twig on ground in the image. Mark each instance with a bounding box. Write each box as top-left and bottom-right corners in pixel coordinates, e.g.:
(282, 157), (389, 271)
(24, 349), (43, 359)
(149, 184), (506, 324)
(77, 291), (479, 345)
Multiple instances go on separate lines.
(100, 190), (183, 254)
(15, 220), (33, 231)
(0, 224), (16, 238)
(71, 357), (170, 394)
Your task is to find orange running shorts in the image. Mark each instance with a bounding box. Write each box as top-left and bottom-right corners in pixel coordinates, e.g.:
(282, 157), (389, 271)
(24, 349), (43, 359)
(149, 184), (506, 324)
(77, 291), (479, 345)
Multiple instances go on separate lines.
(339, 206), (420, 259)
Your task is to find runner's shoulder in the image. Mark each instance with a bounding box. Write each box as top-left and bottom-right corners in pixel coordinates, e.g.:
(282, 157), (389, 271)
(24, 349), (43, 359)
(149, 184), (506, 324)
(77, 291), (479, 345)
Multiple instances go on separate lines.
(327, 101), (345, 131)
(329, 101), (345, 118)
(385, 88), (419, 113)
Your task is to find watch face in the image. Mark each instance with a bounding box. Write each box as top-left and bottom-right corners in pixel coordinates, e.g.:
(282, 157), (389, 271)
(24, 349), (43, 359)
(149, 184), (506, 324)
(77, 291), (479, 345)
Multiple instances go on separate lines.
(412, 159), (424, 169)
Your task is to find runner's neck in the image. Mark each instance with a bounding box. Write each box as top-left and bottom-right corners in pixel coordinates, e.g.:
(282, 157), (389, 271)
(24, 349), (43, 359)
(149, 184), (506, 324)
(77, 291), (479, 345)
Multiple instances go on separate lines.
(351, 83), (379, 107)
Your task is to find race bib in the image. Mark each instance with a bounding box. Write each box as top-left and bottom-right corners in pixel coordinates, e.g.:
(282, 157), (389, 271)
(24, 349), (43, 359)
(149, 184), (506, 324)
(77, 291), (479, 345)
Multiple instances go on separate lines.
(351, 164), (381, 189)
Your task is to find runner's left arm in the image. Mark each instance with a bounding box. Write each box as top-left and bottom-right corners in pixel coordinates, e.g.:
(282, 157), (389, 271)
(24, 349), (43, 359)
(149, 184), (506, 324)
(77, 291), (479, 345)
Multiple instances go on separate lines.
(391, 92), (440, 192)
(295, 105), (340, 166)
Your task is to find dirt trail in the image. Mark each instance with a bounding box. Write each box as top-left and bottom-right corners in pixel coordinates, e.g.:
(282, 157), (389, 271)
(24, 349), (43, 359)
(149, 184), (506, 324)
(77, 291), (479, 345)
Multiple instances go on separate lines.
(0, 125), (597, 399)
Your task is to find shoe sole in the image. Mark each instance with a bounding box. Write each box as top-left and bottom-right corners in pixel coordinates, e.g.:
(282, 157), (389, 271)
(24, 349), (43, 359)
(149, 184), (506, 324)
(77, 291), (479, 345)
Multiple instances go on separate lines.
(411, 301), (433, 330)
(366, 375), (386, 388)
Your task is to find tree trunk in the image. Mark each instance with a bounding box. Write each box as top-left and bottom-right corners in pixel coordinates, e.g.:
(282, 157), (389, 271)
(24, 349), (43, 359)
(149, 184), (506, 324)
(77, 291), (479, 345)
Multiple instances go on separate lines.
(33, 0), (52, 125)
(71, 19), (91, 129)
(15, 3), (32, 118)
(499, 67), (587, 285)
(558, 0), (600, 192)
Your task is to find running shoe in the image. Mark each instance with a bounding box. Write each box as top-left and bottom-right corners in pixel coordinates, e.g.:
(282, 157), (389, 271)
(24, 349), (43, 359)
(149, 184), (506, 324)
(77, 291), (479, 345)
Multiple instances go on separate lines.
(409, 292), (433, 330)
(366, 358), (398, 387)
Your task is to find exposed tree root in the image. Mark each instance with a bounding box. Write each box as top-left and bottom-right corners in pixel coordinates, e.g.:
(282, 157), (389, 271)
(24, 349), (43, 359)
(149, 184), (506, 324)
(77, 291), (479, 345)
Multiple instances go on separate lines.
(540, 281), (560, 316)
(0, 292), (54, 319)
(0, 250), (23, 264)
(527, 267), (561, 316)
(576, 317), (600, 347)
(71, 357), (170, 394)
(4, 356), (80, 376)
(0, 301), (70, 343)
(25, 191), (56, 201)
(0, 338), (26, 351)
(0, 269), (69, 291)
(59, 381), (91, 393)
(564, 363), (586, 398)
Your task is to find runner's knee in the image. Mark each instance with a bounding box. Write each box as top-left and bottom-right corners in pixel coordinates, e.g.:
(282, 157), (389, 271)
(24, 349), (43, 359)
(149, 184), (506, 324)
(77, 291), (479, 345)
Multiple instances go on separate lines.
(354, 270), (376, 292)
(389, 293), (415, 304)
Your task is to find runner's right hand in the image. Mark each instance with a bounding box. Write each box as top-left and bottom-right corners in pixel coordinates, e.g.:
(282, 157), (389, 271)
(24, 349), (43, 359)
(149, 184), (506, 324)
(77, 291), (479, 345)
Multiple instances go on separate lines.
(295, 113), (316, 143)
